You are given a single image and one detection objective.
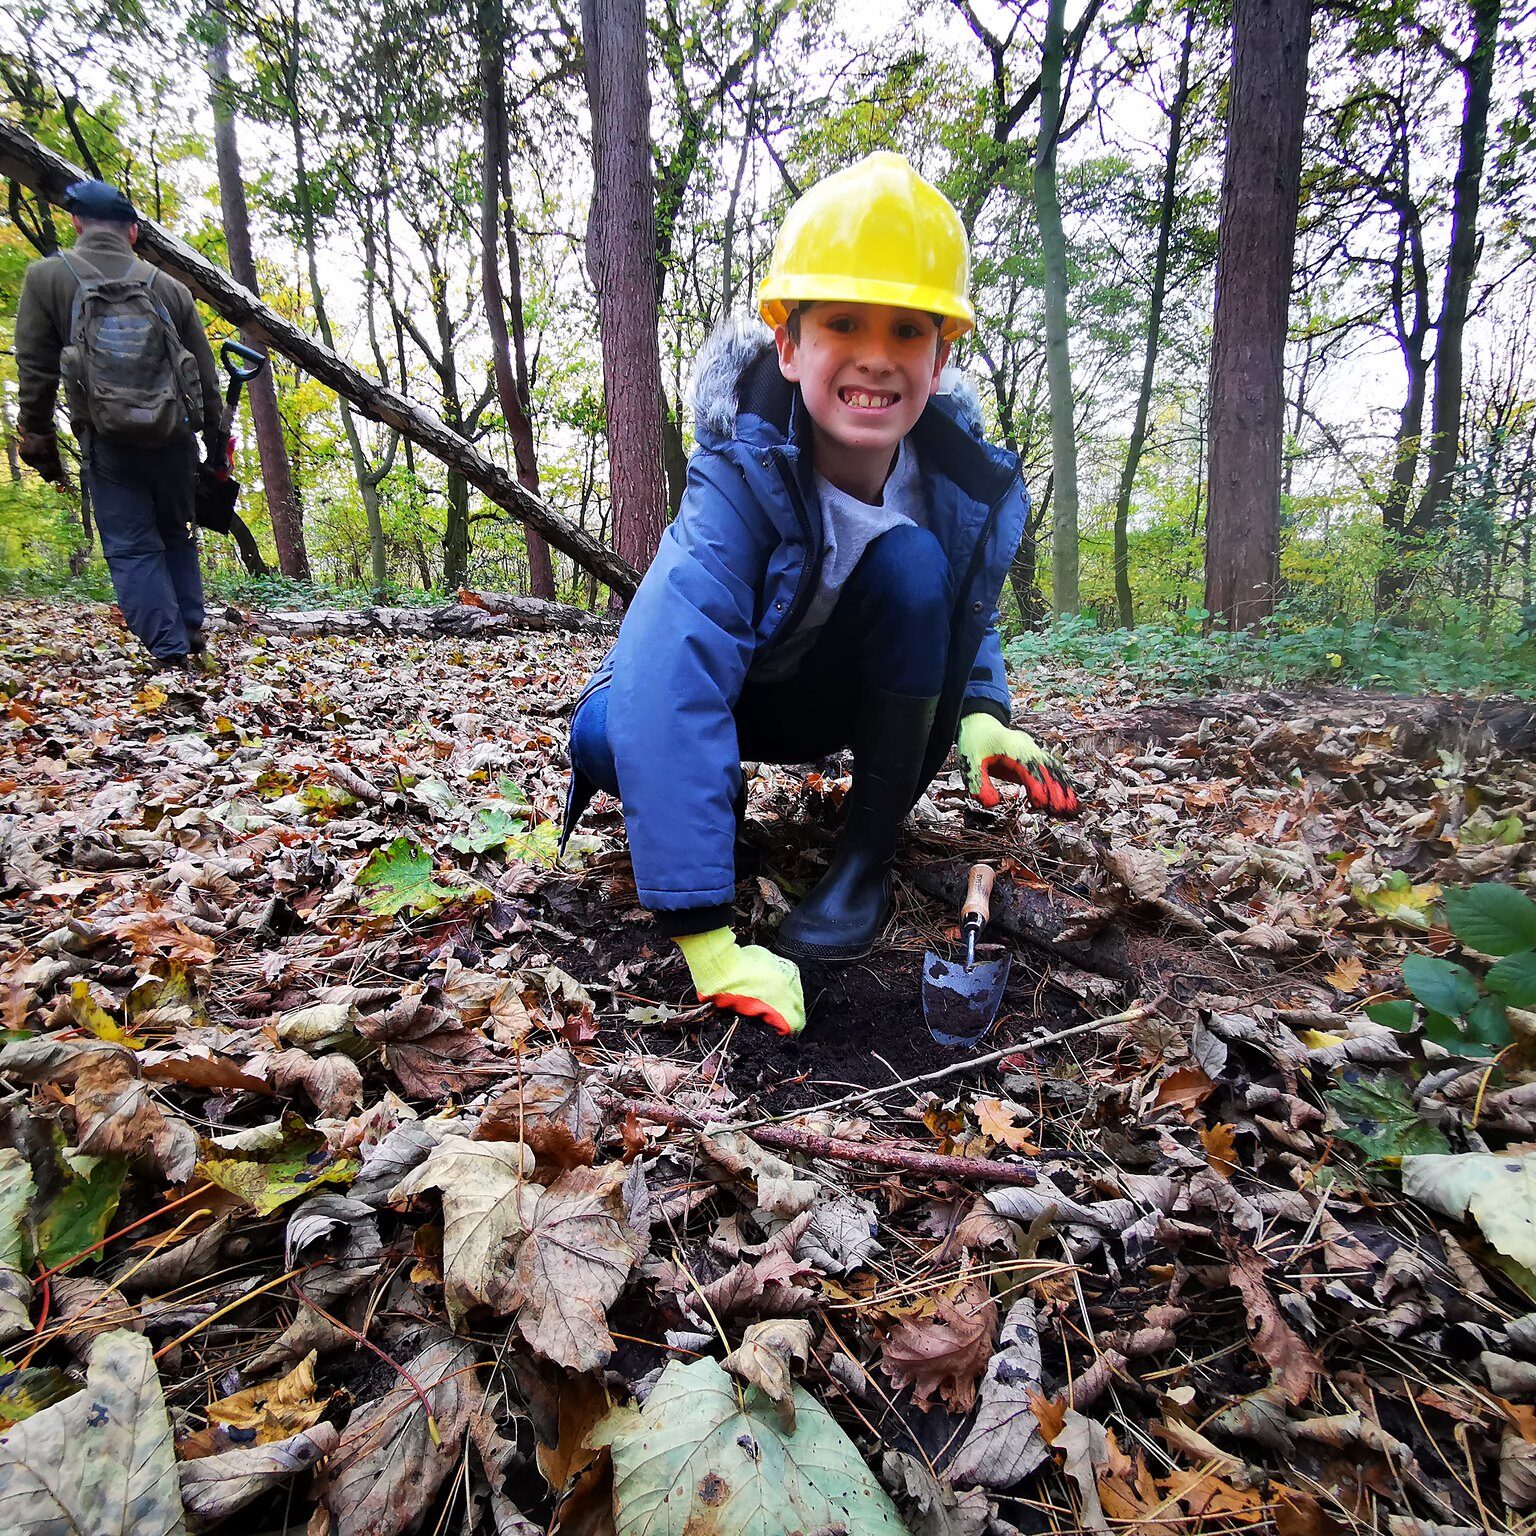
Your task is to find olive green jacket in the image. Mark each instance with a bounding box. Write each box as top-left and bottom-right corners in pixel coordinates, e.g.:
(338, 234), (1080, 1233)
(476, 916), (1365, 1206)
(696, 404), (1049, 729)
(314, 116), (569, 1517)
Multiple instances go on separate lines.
(15, 228), (225, 450)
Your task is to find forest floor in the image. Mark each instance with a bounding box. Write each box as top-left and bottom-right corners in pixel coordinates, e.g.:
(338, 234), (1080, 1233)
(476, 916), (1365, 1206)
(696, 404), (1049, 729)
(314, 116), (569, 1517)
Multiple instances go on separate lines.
(3, 595), (1536, 1535)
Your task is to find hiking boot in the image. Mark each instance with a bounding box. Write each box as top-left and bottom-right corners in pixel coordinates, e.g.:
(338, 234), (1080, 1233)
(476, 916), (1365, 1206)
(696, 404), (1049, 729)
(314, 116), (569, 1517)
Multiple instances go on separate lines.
(775, 688), (939, 962)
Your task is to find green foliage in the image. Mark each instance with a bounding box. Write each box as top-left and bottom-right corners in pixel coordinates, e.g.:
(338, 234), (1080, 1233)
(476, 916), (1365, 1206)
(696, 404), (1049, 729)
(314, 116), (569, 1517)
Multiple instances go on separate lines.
(1365, 882), (1536, 1059)
(1005, 607), (1536, 697)
(355, 836), (464, 916)
(1326, 1074), (1450, 1162)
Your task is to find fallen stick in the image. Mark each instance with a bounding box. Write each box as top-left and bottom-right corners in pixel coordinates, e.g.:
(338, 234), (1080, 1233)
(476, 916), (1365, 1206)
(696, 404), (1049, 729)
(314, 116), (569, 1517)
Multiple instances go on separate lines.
(607, 1095), (1043, 1186)
(226, 590), (613, 640)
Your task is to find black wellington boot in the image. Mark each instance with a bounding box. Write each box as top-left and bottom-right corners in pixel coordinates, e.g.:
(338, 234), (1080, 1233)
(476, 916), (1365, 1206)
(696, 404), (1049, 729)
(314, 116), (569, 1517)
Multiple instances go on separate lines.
(775, 688), (939, 962)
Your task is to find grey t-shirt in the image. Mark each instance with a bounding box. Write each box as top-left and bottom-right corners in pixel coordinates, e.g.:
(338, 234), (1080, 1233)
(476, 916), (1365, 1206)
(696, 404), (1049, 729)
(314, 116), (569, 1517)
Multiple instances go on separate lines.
(752, 438), (925, 681)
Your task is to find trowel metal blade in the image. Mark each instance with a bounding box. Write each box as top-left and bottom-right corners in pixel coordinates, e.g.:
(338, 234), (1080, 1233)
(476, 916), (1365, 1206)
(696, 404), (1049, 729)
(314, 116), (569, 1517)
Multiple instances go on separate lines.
(921, 949), (1011, 1047)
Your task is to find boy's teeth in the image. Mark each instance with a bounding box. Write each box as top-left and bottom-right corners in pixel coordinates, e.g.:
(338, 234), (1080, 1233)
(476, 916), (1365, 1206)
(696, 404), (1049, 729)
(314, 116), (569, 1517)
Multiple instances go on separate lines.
(844, 390), (895, 408)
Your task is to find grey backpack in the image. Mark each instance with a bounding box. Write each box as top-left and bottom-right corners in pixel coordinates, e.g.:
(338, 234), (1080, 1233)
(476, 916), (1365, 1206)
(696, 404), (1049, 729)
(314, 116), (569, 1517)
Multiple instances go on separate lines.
(58, 251), (203, 443)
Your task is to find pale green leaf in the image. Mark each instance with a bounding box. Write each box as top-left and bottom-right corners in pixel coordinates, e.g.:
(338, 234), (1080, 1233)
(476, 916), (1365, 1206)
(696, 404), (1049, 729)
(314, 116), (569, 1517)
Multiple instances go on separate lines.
(593, 1356), (907, 1536)
(1403, 1153), (1536, 1271)
(0, 1329), (186, 1536)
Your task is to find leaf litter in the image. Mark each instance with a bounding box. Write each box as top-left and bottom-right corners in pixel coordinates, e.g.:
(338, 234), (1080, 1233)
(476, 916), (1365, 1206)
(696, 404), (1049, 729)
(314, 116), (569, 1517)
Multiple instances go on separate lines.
(2, 601), (1536, 1531)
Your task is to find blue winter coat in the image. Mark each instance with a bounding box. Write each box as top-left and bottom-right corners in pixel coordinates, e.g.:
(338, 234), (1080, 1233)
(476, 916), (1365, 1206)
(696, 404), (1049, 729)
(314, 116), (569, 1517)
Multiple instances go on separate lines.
(567, 320), (1029, 918)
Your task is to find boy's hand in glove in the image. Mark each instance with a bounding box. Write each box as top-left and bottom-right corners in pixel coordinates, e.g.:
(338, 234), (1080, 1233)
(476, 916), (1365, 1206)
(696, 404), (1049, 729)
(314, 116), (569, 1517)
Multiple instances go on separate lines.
(957, 713), (1079, 815)
(676, 928), (806, 1037)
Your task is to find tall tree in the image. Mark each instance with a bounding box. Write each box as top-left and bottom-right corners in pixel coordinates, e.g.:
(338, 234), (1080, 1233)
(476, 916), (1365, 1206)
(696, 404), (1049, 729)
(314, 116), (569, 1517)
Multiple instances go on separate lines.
(1110, 5), (1195, 629)
(205, 15), (308, 581)
(1409, 0), (1502, 542)
(478, 0), (555, 598)
(1036, 0), (1081, 615)
(581, 0), (668, 580)
(1204, 0), (1312, 630)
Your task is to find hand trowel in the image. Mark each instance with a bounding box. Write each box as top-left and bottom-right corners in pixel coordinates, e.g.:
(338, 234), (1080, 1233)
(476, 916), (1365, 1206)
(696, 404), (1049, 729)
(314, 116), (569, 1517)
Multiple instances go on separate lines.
(922, 864), (1011, 1047)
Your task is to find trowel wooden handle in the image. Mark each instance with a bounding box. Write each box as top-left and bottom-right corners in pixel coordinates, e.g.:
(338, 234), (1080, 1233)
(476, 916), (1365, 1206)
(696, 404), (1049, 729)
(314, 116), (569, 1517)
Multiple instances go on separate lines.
(961, 864), (996, 926)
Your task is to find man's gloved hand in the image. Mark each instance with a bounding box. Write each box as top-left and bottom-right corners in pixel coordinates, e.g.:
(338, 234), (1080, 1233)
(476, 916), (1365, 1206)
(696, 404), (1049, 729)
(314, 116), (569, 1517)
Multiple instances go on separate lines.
(19, 431), (63, 485)
(957, 712), (1079, 816)
(675, 927), (806, 1037)
(203, 438), (230, 476)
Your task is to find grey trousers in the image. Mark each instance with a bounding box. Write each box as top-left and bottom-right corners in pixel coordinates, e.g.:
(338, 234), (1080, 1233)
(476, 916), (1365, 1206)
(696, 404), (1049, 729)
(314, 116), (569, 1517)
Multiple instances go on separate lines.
(86, 436), (205, 659)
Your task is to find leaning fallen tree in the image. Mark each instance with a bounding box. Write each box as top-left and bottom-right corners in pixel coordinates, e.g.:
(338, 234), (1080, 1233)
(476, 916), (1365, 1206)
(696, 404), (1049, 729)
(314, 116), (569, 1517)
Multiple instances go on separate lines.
(0, 122), (641, 603)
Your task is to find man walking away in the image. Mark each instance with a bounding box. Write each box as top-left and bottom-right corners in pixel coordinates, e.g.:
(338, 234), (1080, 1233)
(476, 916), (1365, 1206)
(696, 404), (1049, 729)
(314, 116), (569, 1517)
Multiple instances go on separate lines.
(15, 180), (226, 671)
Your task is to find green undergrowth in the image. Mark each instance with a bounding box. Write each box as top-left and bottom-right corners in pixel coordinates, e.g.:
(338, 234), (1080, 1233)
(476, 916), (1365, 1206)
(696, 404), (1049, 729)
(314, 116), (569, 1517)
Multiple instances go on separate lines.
(1006, 607), (1536, 698)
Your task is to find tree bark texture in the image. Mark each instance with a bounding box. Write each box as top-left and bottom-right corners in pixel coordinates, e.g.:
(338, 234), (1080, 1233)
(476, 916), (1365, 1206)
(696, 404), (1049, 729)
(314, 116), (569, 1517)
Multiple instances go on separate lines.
(477, 0), (555, 599)
(207, 21), (309, 582)
(1204, 0), (1311, 631)
(1036, 0), (1081, 616)
(1411, 0), (1501, 539)
(1112, 5), (1194, 630)
(581, 0), (669, 578)
(0, 121), (640, 601)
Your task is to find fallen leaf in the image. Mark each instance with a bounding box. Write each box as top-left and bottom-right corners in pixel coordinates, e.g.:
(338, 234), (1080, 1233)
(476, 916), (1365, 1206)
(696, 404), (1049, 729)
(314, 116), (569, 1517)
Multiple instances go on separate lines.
(879, 1276), (996, 1413)
(1200, 1122), (1239, 1180)
(591, 1355), (906, 1536)
(182, 1352), (325, 1459)
(318, 1332), (478, 1536)
(1403, 1153), (1536, 1272)
(1225, 1243), (1323, 1406)
(197, 1114), (360, 1215)
(0, 1329), (185, 1536)
(949, 1297), (1048, 1489)
(0, 1148), (34, 1344)
(974, 1097), (1040, 1153)
(480, 1045), (601, 1166)
(266, 1048), (364, 1119)
(1326, 956), (1367, 993)
(179, 1424), (339, 1531)
(1153, 1066), (1215, 1122)
(389, 1136), (535, 1326)
(722, 1318), (814, 1431)
(506, 1163), (647, 1371)
(355, 836), (463, 915)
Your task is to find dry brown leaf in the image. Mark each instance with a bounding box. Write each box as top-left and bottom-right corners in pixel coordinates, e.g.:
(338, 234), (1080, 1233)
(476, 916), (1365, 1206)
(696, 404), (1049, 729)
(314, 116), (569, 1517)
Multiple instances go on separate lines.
(1153, 1066), (1216, 1122)
(267, 1049), (364, 1119)
(479, 1045), (601, 1167)
(506, 1163), (647, 1371)
(73, 1049), (197, 1183)
(974, 1097), (1040, 1153)
(721, 1318), (814, 1431)
(181, 1352), (326, 1459)
(1199, 1122), (1239, 1180)
(1326, 956), (1367, 993)
(1225, 1243), (1322, 1406)
(389, 1136), (535, 1326)
(531, 1369), (610, 1495)
(318, 1334), (477, 1536)
(879, 1277), (997, 1413)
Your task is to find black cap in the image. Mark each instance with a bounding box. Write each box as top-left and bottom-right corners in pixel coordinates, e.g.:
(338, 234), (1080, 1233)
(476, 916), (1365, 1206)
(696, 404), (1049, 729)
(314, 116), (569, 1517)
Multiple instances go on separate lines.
(63, 179), (137, 223)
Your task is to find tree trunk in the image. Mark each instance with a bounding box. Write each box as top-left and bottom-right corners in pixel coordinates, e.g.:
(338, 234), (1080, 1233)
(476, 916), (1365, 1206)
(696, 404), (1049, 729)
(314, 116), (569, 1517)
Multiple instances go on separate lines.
(581, 0), (669, 582)
(0, 118), (640, 599)
(1112, 5), (1194, 630)
(1036, 0), (1081, 617)
(1410, 0), (1501, 539)
(478, 0), (555, 598)
(1204, 0), (1311, 631)
(207, 18), (308, 582)
(282, 53), (386, 594)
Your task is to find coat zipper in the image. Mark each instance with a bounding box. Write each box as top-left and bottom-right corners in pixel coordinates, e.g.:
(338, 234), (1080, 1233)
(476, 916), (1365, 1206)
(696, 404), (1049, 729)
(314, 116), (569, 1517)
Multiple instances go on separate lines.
(755, 451), (824, 665)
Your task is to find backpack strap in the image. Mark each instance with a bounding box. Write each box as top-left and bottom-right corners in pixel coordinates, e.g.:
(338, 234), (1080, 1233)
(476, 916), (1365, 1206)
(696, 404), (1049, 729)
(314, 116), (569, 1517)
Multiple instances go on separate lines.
(128, 258), (181, 332)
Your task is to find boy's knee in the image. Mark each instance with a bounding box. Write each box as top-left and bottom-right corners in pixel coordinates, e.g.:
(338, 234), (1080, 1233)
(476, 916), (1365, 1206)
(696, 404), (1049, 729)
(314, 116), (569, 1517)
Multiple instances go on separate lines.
(858, 523), (950, 619)
(568, 688), (620, 795)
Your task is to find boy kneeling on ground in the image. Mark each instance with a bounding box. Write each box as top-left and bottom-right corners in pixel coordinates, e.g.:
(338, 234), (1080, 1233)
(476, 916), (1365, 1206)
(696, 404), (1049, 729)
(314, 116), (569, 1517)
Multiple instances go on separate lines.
(563, 152), (1078, 1037)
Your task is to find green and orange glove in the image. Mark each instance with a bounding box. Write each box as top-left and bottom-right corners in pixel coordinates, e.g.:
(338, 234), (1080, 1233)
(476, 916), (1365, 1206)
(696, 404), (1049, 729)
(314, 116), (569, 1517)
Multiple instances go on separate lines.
(676, 928), (806, 1037)
(957, 713), (1079, 816)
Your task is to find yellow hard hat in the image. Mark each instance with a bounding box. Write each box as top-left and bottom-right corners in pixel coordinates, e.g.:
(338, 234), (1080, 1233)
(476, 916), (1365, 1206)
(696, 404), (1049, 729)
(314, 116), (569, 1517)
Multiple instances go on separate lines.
(758, 152), (974, 340)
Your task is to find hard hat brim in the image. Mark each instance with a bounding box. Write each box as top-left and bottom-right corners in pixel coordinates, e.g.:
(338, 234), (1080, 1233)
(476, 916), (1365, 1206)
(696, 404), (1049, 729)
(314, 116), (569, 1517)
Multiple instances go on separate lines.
(759, 276), (975, 341)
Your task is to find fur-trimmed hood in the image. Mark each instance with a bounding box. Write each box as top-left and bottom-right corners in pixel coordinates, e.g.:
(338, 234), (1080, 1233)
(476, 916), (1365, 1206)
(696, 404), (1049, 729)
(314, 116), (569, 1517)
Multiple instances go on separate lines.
(689, 315), (987, 444)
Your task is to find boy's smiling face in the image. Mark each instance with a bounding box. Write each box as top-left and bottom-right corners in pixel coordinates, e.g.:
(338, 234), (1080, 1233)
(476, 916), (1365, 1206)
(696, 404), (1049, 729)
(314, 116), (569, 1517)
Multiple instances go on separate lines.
(774, 301), (951, 500)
